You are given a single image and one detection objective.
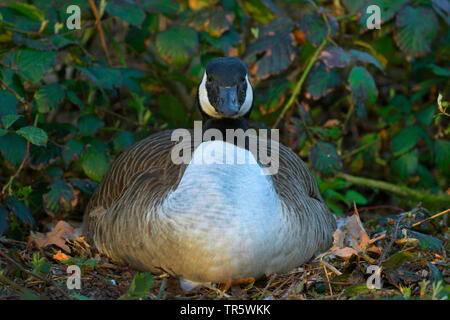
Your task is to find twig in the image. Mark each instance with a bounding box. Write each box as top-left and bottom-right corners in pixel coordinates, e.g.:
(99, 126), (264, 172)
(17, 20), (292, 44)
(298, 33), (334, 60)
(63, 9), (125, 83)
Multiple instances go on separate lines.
(2, 141), (30, 195)
(0, 274), (45, 299)
(411, 208), (449, 228)
(88, 0), (112, 67)
(348, 205), (406, 215)
(273, 37), (327, 129)
(259, 274), (277, 299)
(320, 259), (342, 276)
(0, 250), (71, 299)
(322, 265), (333, 296)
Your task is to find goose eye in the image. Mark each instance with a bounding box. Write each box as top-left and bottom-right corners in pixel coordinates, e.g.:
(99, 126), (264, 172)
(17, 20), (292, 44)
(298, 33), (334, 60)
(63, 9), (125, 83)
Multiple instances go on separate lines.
(207, 77), (213, 84)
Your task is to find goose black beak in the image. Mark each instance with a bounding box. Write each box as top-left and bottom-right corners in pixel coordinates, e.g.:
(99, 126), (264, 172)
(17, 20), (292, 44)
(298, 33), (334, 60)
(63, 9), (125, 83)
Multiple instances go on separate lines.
(218, 85), (239, 116)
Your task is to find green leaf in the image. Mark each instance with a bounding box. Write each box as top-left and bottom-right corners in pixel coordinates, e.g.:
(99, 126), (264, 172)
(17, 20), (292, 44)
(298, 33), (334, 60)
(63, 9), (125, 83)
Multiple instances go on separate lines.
(43, 180), (75, 213)
(427, 262), (445, 284)
(81, 147), (110, 182)
(297, 12), (339, 47)
(76, 67), (122, 90)
(120, 272), (153, 300)
(343, 284), (373, 297)
(113, 131), (135, 153)
(434, 140), (450, 176)
(359, 0), (409, 28)
(390, 94), (411, 114)
(34, 83), (65, 113)
(318, 46), (350, 69)
(62, 139), (84, 163)
(348, 66), (377, 108)
(77, 115), (105, 137)
(14, 49), (58, 85)
(157, 94), (187, 127)
(12, 32), (57, 51)
(345, 190), (368, 205)
(156, 26), (199, 67)
(16, 126), (48, 147)
(0, 128), (7, 137)
(383, 251), (415, 267)
(391, 149), (418, 179)
(1, 114), (22, 129)
(243, 0), (275, 24)
(69, 178), (98, 196)
(5, 196), (35, 226)
(349, 49), (384, 71)
(428, 64), (450, 77)
(309, 141), (342, 175)
(106, 0), (145, 26)
(306, 62), (341, 99)
(395, 6), (439, 57)
(408, 231), (443, 252)
(392, 125), (425, 156)
(143, 0), (179, 14)
(0, 132), (27, 165)
(245, 18), (296, 80)
(9, 3), (45, 21)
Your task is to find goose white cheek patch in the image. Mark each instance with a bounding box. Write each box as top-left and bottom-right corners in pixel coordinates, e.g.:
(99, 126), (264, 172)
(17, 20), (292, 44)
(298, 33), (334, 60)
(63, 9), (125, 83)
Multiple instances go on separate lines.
(198, 73), (221, 118)
(198, 73), (253, 118)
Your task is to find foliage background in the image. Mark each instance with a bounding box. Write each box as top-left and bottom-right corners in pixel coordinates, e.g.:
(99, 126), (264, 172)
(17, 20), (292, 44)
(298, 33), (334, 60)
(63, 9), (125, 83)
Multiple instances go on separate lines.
(0, 0), (449, 300)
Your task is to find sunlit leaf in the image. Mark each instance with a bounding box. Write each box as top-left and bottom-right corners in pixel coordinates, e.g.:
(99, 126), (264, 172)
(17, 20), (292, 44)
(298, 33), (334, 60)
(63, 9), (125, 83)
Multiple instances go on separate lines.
(81, 146), (110, 182)
(156, 26), (199, 67)
(16, 126), (48, 147)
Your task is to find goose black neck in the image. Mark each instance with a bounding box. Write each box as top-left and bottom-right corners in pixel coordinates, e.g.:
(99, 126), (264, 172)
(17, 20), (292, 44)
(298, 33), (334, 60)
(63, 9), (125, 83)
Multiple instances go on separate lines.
(202, 117), (249, 137)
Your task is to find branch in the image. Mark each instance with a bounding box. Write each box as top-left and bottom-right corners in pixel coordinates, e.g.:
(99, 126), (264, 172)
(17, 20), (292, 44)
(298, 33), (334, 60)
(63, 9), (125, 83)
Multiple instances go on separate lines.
(337, 172), (450, 206)
(89, 0), (112, 67)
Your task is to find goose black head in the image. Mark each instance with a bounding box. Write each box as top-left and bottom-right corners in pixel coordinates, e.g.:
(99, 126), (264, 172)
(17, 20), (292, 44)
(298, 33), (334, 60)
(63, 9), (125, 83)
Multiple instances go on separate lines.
(198, 57), (253, 120)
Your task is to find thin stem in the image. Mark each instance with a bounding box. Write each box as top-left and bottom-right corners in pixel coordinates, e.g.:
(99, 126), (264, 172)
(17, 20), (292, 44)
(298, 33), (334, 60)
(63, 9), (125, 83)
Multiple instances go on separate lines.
(89, 0), (112, 67)
(273, 37), (328, 129)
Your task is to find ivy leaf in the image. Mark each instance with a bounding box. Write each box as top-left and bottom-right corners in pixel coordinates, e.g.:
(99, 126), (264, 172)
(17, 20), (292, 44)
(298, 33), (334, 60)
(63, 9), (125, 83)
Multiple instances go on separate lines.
(16, 126), (48, 147)
(395, 6), (439, 57)
(81, 147), (110, 182)
(392, 125), (425, 156)
(5, 196), (35, 226)
(77, 115), (105, 137)
(14, 49), (57, 85)
(348, 66), (377, 109)
(306, 62), (341, 99)
(391, 149), (418, 179)
(434, 140), (450, 176)
(34, 83), (65, 113)
(0, 132), (27, 165)
(245, 18), (296, 80)
(309, 141), (342, 175)
(349, 49), (384, 71)
(156, 26), (199, 67)
(43, 180), (75, 214)
(106, 0), (145, 26)
(1, 114), (22, 129)
(318, 46), (350, 69)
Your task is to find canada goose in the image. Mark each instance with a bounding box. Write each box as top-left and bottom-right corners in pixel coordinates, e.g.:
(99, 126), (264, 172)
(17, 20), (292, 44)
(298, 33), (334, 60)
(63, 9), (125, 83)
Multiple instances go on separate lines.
(82, 57), (336, 289)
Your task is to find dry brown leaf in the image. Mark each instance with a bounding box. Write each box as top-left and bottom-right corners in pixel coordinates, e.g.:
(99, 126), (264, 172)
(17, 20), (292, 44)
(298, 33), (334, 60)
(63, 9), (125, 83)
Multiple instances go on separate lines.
(30, 220), (76, 253)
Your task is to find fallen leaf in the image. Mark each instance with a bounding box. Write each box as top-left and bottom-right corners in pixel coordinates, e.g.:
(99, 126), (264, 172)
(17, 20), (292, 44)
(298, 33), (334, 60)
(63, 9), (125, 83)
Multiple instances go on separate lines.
(53, 250), (70, 261)
(29, 220), (76, 253)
